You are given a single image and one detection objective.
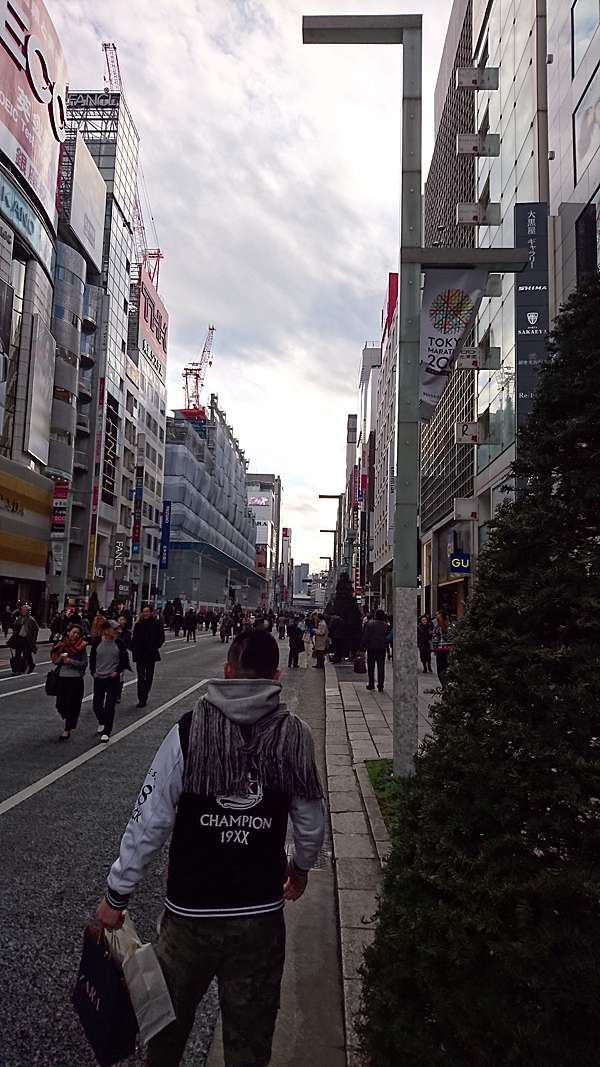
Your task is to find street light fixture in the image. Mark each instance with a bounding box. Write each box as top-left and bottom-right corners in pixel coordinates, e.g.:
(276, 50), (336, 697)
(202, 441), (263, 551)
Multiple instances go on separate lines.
(304, 12), (528, 778)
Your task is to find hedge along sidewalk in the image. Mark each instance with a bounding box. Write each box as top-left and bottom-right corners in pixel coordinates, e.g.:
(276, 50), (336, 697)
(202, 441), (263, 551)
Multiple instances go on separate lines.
(325, 660), (438, 1065)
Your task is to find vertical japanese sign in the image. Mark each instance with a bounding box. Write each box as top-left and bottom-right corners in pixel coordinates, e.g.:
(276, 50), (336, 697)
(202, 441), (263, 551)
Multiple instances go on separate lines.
(514, 203), (549, 426)
(131, 466), (144, 556)
(159, 501), (171, 570)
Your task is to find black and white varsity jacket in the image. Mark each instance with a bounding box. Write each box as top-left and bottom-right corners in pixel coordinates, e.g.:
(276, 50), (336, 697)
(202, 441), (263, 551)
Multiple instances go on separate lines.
(106, 712), (326, 919)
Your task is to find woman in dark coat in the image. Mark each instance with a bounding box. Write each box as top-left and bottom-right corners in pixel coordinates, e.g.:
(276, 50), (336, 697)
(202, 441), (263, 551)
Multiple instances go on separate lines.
(417, 614), (433, 673)
(50, 624), (88, 740)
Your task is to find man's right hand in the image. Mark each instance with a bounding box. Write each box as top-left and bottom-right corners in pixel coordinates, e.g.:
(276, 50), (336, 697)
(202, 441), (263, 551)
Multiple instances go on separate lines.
(284, 862), (308, 901)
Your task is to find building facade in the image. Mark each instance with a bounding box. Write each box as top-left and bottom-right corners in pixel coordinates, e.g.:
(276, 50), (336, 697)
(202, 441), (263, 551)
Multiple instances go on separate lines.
(293, 563), (309, 596)
(164, 396), (263, 609)
(246, 472), (282, 606)
(372, 273), (398, 611)
(352, 343), (380, 604)
(0, 0), (68, 617)
(547, 0), (600, 307)
(472, 0), (549, 544)
(420, 0), (477, 619)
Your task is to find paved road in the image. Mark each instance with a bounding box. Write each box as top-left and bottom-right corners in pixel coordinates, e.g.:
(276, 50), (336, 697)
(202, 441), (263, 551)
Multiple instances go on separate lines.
(0, 634), (344, 1067)
(0, 632), (226, 1067)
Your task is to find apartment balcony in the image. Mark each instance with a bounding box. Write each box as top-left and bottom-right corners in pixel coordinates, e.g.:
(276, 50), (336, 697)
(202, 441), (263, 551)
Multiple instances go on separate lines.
(78, 371), (93, 404)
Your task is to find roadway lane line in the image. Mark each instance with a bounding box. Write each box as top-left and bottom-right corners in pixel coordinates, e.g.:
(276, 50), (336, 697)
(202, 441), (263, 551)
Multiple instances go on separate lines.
(0, 677), (210, 818)
(0, 681), (45, 699)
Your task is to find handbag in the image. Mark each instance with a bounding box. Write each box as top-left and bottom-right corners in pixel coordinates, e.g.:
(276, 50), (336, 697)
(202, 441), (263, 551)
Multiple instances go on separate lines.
(45, 662), (61, 696)
(72, 925), (138, 1066)
(108, 916), (175, 1045)
(354, 653), (367, 674)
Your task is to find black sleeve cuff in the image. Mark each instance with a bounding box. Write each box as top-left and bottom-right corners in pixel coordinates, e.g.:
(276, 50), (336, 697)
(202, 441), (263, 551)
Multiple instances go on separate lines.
(105, 886), (131, 910)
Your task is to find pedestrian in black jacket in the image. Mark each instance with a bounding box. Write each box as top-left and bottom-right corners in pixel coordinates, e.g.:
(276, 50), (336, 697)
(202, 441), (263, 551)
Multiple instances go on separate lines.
(89, 621), (131, 742)
(362, 610), (389, 692)
(131, 605), (165, 708)
(417, 614), (433, 673)
(287, 618), (304, 668)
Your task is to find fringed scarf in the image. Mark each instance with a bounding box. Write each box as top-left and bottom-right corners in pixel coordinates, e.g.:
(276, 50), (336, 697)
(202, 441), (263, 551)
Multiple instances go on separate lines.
(183, 698), (323, 800)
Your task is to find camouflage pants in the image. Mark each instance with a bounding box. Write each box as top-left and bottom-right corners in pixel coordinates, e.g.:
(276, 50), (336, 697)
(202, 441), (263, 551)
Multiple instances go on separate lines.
(146, 909), (286, 1067)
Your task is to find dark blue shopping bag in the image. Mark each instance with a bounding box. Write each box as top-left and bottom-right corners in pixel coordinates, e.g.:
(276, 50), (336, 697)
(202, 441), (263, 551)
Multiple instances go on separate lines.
(72, 925), (138, 1066)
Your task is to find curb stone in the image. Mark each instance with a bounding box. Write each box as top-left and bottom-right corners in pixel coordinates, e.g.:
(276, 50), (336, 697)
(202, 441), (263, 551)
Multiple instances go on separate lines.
(324, 660), (391, 1067)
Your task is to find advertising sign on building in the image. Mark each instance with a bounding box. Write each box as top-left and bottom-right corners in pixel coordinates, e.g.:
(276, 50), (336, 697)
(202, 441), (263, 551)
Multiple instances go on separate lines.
(113, 533), (129, 577)
(24, 314), (55, 465)
(0, 0), (68, 224)
(131, 464), (144, 557)
(101, 393), (119, 507)
(450, 552), (471, 576)
(419, 269), (487, 419)
(68, 132), (106, 273)
(131, 264), (168, 382)
(514, 203), (549, 426)
(50, 478), (68, 540)
(159, 500), (171, 570)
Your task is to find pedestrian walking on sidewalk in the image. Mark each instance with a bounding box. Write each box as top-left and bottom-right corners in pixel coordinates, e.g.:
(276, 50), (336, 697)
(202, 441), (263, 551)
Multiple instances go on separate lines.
(50, 624), (88, 740)
(90, 620), (131, 742)
(417, 614), (433, 673)
(184, 608), (197, 643)
(287, 616), (304, 668)
(131, 604), (165, 708)
(96, 628), (325, 1067)
(431, 610), (456, 688)
(115, 615), (132, 703)
(313, 614), (329, 669)
(9, 605), (39, 673)
(362, 609), (389, 692)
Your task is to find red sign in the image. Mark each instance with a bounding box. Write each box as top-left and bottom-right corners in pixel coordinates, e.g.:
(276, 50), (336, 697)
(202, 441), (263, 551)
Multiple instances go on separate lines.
(132, 265), (168, 382)
(0, 0), (67, 223)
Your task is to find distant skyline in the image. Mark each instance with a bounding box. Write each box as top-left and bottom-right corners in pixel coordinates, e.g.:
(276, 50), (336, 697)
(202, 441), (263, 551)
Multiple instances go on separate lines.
(52, 0), (451, 570)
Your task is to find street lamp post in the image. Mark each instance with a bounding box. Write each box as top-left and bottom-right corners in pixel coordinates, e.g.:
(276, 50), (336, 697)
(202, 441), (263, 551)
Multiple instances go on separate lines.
(304, 14), (528, 776)
(305, 14), (422, 775)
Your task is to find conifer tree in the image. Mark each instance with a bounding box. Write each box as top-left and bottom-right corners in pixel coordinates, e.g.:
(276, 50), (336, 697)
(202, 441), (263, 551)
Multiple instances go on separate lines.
(359, 275), (600, 1066)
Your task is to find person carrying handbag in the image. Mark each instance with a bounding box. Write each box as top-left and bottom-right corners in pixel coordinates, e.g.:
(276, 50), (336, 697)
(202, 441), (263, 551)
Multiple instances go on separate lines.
(49, 625), (88, 741)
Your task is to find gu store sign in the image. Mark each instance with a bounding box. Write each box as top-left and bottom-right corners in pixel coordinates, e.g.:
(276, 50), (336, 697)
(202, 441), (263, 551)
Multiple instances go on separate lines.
(0, 0), (68, 223)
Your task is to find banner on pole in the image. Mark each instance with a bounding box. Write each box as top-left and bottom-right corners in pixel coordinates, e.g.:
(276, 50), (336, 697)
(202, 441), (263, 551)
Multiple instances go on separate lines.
(159, 501), (172, 571)
(419, 269), (488, 419)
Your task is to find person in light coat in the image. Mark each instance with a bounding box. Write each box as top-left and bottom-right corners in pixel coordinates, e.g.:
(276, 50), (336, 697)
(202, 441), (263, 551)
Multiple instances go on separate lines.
(313, 615), (329, 670)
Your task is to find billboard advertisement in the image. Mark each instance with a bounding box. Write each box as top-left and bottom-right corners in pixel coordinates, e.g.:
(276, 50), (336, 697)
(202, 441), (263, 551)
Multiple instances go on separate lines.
(514, 204), (549, 426)
(419, 269), (487, 419)
(24, 313), (55, 465)
(0, 0), (68, 225)
(69, 132), (106, 273)
(159, 500), (171, 570)
(131, 264), (168, 383)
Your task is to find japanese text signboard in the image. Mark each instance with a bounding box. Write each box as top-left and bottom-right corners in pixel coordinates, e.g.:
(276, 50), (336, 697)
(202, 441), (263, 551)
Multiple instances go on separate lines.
(514, 203), (549, 426)
(0, 0), (68, 225)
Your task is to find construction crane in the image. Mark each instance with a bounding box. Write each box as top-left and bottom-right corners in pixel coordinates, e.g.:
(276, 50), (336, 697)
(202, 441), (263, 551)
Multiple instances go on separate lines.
(102, 42), (163, 288)
(183, 325), (216, 410)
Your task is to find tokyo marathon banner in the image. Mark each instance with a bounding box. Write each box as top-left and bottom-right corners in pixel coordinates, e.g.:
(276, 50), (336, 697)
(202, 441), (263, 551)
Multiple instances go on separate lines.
(419, 269), (487, 419)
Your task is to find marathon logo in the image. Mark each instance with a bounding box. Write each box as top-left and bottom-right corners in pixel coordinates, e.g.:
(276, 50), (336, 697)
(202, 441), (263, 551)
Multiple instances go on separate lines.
(200, 813), (273, 830)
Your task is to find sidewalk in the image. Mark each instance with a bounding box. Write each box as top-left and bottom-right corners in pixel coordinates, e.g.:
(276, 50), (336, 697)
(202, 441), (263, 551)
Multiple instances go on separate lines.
(324, 658), (439, 1064)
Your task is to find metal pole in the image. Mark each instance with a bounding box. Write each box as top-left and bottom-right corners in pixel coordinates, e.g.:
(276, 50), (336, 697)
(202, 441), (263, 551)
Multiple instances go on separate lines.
(393, 25), (422, 777)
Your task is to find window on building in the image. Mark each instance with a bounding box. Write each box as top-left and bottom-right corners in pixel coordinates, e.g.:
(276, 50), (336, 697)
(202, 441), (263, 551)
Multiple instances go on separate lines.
(123, 298), (129, 314)
(575, 187), (600, 278)
(146, 533), (152, 550)
(572, 0), (600, 73)
(574, 65), (600, 182)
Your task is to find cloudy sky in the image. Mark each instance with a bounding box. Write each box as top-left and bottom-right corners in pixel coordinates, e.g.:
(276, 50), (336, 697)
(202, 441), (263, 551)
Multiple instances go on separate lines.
(52, 0), (450, 571)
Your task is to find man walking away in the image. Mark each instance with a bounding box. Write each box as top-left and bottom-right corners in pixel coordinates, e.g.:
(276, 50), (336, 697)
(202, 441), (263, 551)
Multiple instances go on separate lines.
(362, 609), (389, 692)
(12, 605), (39, 673)
(96, 629), (325, 1067)
(90, 620), (130, 742)
(131, 604), (165, 708)
(287, 616), (304, 669)
(184, 608), (197, 643)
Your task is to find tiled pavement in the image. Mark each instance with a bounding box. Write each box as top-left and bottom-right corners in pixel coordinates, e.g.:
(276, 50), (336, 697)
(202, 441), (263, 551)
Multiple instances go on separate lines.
(325, 659), (439, 1064)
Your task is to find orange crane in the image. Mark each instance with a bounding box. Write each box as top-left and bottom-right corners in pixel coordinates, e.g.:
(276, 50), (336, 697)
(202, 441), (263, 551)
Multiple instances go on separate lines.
(102, 42), (163, 288)
(183, 325), (216, 413)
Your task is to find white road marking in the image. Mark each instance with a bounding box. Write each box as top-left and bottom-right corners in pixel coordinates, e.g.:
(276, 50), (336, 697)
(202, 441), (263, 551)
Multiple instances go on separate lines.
(0, 682), (45, 699)
(0, 677), (209, 817)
